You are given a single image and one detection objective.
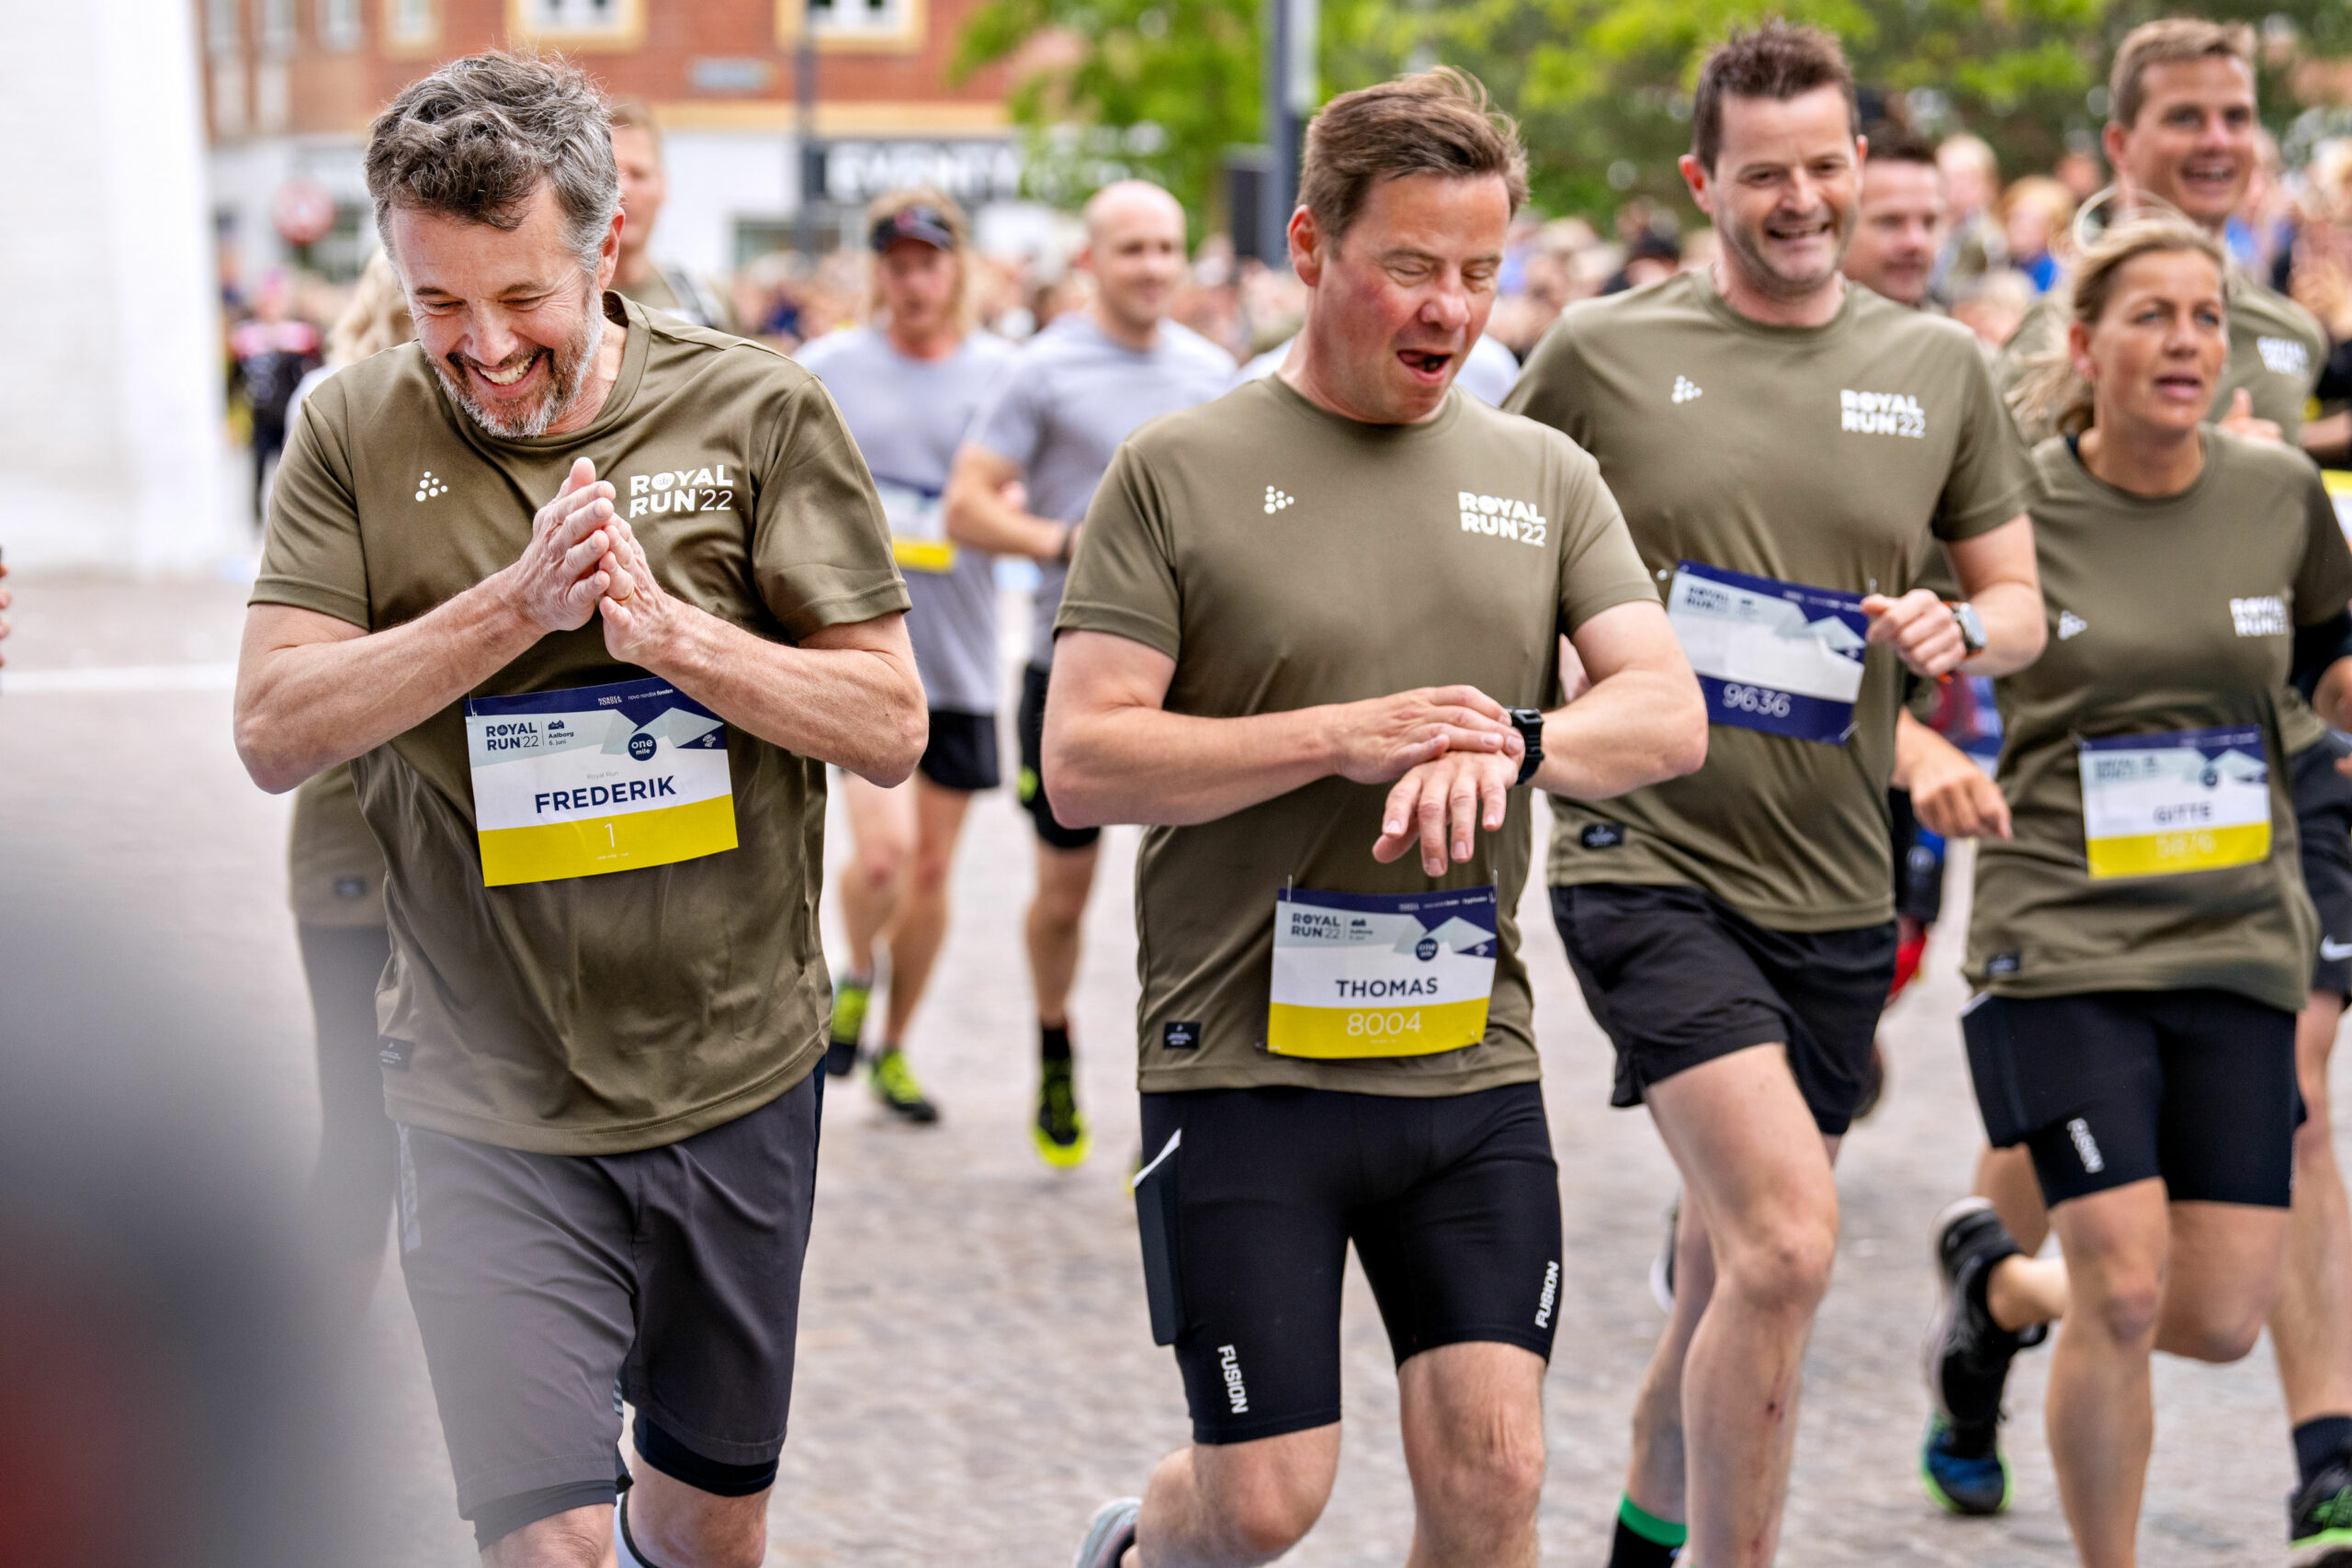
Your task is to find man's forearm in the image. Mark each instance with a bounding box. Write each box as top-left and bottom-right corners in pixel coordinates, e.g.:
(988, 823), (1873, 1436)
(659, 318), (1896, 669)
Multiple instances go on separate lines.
(1046, 704), (1340, 828)
(650, 608), (927, 785)
(1531, 669), (1708, 799)
(944, 483), (1066, 559)
(235, 579), (538, 793)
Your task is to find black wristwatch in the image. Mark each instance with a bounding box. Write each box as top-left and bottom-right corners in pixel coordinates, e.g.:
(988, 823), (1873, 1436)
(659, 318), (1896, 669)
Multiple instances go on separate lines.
(1506, 708), (1544, 786)
(1949, 600), (1987, 657)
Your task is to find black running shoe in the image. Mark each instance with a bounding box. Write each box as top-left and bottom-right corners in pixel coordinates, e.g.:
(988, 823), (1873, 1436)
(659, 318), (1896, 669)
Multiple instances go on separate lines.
(1070, 1496), (1141, 1568)
(2290, 1446), (2352, 1567)
(1920, 1197), (2043, 1516)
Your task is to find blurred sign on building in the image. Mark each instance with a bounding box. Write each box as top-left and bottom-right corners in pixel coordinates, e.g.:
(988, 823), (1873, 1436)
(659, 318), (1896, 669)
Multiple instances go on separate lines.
(196, 0), (1030, 292)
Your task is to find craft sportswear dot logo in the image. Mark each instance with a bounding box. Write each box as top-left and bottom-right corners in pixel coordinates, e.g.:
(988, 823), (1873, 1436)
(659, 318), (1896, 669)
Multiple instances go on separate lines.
(1671, 376), (1702, 404)
(1263, 485), (1294, 514)
(2057, 611), (2087, 640)
(413, 470), (447, 502)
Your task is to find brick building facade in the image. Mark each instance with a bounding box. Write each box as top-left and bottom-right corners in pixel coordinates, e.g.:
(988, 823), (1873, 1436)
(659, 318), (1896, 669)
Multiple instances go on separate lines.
(198, 0), (1035, 288)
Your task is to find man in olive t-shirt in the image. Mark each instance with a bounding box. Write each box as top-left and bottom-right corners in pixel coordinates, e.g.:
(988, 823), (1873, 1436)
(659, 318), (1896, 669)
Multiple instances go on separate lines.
(1504, 26), (2042, 1568)
(1050, 70), (1704, 1568)
(233, 56), (922, 1568)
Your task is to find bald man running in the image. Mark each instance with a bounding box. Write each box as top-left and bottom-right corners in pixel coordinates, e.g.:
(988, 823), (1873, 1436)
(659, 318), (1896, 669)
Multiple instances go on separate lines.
(944, 180), (1235, 1166)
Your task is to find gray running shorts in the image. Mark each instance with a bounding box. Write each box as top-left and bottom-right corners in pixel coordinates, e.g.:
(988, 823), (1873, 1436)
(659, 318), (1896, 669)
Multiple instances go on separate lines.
(395, 1069), (820, 1539)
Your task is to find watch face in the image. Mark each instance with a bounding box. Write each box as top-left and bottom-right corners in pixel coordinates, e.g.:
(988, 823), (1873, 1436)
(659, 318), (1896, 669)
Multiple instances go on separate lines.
(1952, 603), (1986, 651)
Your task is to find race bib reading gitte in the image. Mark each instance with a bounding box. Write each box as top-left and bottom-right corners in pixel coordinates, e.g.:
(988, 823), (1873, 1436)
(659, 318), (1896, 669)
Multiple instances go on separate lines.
(1667, 561), (1869, 744)
(1267, 886), (1498, 1059)
(464, 675), (737, 887)
(874, 477), (955, 574)
(2077, 726), (2269, 880)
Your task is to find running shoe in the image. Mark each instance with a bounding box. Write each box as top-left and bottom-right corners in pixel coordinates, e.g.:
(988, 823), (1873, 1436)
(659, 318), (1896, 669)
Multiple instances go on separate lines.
(1034, 1055), (1091, 1168)
(1921, 1413), (2011, 1517)
(1070, 1496), (1142, 1568)
(868, 1045), (939, 1123)
(826, 972), (871, 1077)
(1648, 1194), (1679, 1314)
(1920, 1197), (2042, 1516)
(2290, 1445), (2352, 1567)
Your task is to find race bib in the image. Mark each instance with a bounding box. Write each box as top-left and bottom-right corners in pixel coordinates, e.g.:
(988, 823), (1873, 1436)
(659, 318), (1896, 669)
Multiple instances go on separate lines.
(1267, 886), (1498, 1059)
(2326, 470), (2352, 541)
(1668, 561), (1869, 743)
(2077, 726), (2269, 880)
(464, 675), (737, 887)
(874, 477), (955, 574)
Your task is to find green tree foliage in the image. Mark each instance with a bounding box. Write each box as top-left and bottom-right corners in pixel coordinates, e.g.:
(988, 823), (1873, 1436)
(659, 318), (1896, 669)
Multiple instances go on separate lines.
(954, 0), (2352, 229)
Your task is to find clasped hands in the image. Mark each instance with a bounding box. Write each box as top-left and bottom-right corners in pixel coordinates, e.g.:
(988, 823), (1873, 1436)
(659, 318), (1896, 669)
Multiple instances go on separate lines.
(504, 457), (680, 667)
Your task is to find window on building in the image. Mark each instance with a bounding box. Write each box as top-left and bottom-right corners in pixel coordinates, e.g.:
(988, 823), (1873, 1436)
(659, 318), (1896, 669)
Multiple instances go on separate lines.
(260, 0), (297, 52)
(522, 0), (635, 35)
(206, 0), (241, 57)
(385, 0), (436, 47)
(320, 0), (364, 50)
(809, 0), (912, 39)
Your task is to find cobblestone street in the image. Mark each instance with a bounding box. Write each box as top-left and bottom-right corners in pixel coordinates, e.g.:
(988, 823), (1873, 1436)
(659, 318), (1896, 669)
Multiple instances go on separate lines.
(3, 572), (2338, 1567)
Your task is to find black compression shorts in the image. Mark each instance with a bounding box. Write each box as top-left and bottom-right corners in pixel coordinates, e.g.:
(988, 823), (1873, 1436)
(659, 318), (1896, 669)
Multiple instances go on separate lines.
(1016, 662), (1099, 851)
(1550, 882), (1896, 1136)
(1962, 989), (2296, 1208)
(1133, 1083), (1561, 1446)
(917, 708), (1001, 793)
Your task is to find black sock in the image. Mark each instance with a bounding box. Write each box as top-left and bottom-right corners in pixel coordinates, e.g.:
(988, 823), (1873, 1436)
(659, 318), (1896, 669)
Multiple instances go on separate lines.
(1039, 1023), (1072, 1064)
(2295, 1415), (2352, 1487)
(1608, 1516), (1679, 1568)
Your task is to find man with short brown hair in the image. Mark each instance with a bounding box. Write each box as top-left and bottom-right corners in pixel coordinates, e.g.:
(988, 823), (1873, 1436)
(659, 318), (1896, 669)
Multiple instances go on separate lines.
(607, 100), (735, 332)
(233, 52), (923, 1568)
(1509, 22), (2043, 1567)
(1844, 125), (1945, 310)
(1056, 67), (1705, 1568)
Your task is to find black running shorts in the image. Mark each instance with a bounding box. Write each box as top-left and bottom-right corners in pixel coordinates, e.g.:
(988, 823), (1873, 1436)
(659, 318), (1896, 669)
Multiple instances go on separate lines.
(1962, 989), (2296, 1208)
(396, 1072), (821, 1547)
(1016, 661), (1100, 852)
(917, 707), (1001, 793)
(1133, 1083), (1562, 1446)
(2293, 734), (2352, 998)
(1550, 883), (1897, 1136)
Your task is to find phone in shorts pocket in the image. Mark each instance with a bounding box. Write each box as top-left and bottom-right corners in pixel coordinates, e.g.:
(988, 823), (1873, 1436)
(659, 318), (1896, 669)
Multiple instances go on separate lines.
(1132, 1129), (1185, 1347)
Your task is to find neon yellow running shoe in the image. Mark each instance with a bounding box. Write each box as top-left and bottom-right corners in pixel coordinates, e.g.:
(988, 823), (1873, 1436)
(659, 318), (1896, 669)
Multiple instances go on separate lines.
(867, 1045), (939, 1124)
(1033, 1055), (1090, 1168)
(826, 973), (870, 1077)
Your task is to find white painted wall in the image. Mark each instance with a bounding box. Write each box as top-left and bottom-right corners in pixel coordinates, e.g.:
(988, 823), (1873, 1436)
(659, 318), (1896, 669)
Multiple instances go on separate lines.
(658, 130), (800, 278)
(0, 0), (229, 571)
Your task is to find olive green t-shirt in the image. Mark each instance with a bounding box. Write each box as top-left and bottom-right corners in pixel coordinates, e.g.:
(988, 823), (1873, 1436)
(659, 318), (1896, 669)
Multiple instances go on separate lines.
(2004, 269), (2333, 754)
(1056, 377), (1657, 1094)
(1966, 432), (2352, 1012)
(253, 295), (908, 1155)
(288, 762), (387, 928)
(1507, 271), (2032, 930)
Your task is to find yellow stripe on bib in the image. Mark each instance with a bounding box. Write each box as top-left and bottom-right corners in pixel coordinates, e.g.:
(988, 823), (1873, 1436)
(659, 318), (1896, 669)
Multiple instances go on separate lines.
(2085, 821), (2268, 881)
(479, 792), (739, 887)
(1267, 998), (1491, 1059)
(892, 537), (956, 573)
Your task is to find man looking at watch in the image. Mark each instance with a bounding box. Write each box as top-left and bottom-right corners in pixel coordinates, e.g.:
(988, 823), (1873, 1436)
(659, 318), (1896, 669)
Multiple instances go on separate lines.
(1506, 23), (2042, 1568)
(1052, 68), (1705, 1568)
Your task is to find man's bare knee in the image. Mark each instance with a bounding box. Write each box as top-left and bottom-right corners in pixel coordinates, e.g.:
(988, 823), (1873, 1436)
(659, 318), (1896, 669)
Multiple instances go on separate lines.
(482, 1506), (607, 1568)
(1720, 1213), (1838, 1319)
(1187, 1438), (1333, 1564)
(2080, 1272), (2165, 1348)
(1422, 1416), (1546, 1519)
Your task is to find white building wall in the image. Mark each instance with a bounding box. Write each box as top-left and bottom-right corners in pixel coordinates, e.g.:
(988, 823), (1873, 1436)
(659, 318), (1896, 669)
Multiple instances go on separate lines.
(0, 0), (228, 571)
(658, 131), (801, 278)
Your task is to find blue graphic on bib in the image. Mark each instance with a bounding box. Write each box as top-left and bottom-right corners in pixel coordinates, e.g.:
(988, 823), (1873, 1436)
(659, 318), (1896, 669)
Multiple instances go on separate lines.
(1667, 561), (1869, 744)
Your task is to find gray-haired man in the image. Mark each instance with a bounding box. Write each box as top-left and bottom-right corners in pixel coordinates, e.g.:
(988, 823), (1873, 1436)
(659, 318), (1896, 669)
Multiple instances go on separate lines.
(232, 52), (924, 1568)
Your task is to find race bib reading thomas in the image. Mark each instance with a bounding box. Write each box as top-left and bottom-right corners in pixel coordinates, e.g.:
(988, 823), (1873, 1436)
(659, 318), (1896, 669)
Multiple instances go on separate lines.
(1667, 561), (1868, 744)
(1267, 886), (1498, 1059)
(464, 675), (737, 887)
(2076, 726), (2269, 880)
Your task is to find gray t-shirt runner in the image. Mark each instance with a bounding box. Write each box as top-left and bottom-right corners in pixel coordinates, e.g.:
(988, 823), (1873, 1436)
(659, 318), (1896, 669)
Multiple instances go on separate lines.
(797, 325), (1015, 715)
(965, 311), (1236, 670)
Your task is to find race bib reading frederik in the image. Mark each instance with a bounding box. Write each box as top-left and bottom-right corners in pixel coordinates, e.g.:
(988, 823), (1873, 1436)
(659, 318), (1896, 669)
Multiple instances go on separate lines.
(1667, 561), (1869, 744)
(463, 675), (737, 887)
(874, 476), (955, 574)
(2077, 726), (2269, 880)
(1266, 886), (1498, 1059)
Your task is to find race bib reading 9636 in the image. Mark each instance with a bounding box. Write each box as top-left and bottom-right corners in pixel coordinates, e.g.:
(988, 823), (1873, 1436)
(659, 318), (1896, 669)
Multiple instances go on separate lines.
(2077, 726), (2269, 880)
(1267, 886), (1498, 1059)
(464, 675), (737, 887)
(1667, 561), (1869, 744)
